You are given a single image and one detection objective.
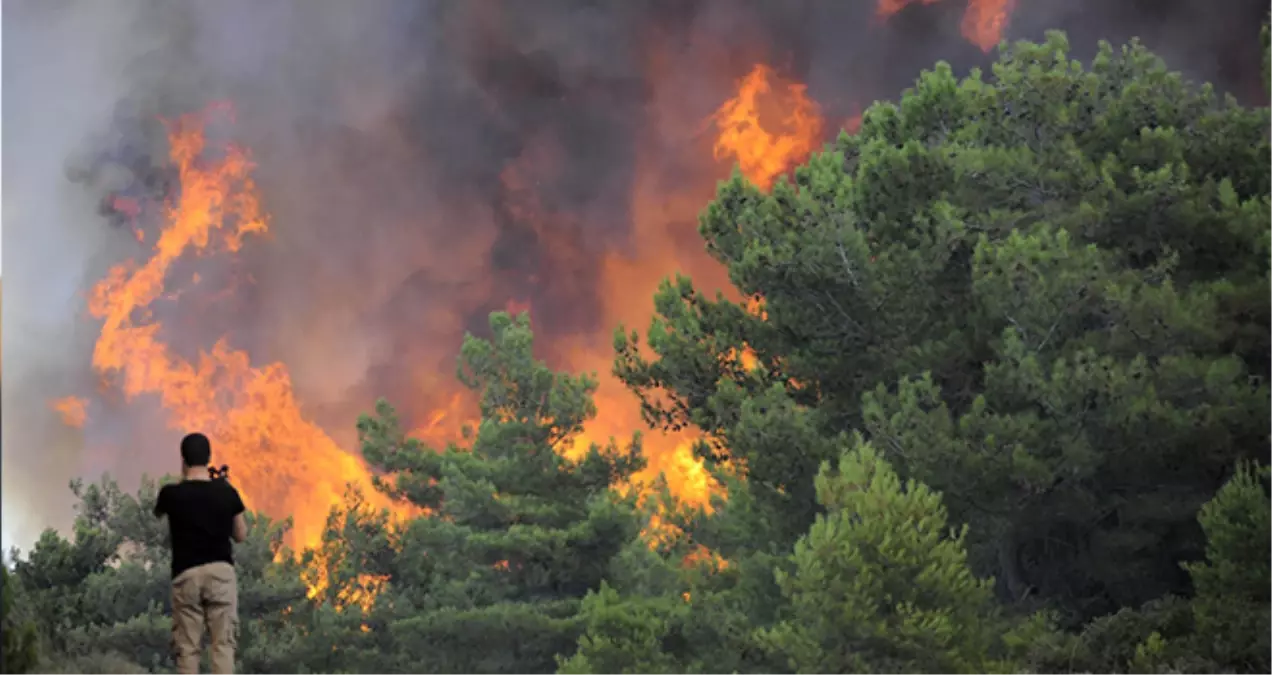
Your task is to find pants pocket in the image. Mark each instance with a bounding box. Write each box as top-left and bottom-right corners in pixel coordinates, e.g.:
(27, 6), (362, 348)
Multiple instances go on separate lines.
(170, 588), (204, 665)
(203, 564), (239, 649)
(204, 565), (238, 609)
(171, 572), (199, 609)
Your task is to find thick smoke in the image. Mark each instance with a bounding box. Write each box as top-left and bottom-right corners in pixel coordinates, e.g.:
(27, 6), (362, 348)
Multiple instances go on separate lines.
(3, 0), (1266, 553)
(2, 0), (168, 554)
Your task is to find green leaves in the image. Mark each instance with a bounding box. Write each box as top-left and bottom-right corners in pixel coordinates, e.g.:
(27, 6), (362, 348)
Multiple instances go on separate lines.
(460, 312), (598, 446)
(620, 28), (1270, 629)
(353, 312), (648, 673)
(1183, 463), (1271, 672)
(2, 566), (40, 674)
(558, 583), (688, 674)
(758, 438), (1050, 674)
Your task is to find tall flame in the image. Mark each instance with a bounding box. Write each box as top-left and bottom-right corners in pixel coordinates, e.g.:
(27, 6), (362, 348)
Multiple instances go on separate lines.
(86, 106), (414, 554)
(78, 54), (836, 593)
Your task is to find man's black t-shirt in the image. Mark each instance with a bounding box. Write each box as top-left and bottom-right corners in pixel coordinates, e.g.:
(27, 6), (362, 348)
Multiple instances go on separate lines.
(154, 479), (246, 579)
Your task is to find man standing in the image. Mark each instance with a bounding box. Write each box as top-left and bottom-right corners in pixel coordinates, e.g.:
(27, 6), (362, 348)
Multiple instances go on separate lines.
(154, 433), (248, 674)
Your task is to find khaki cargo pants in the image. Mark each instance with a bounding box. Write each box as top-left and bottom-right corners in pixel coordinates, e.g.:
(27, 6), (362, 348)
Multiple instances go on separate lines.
(171, 562), (239, 674)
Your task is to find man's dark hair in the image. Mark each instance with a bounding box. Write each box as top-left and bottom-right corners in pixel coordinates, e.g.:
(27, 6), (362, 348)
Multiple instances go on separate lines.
(180, 433), (212, 467)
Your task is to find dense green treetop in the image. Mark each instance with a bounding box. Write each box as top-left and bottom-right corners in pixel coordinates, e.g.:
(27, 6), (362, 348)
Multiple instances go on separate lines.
(615, 30), (1270, 625)
(350, 312), (648, 673)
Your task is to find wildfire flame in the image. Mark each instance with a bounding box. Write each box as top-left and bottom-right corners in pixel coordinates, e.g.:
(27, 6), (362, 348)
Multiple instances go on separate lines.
(961, 0), (1017, 52)
(711, 64), (823, 191)
(85, 107), (415, 559)
(73, 46), (839, 601)
(876, 0), (943, 20)
(51, 396), (89, 429)
(485, 122), (730, 515)
(876, 0), (1016, 52)
(407, 391), (468, 445)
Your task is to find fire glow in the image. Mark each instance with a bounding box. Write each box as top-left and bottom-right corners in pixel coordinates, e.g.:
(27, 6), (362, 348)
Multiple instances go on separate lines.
(71, 61), (824, 551)
(54, 3), (1020, 605)
(84, 109), (415, 555)
(877, 0), (1017, 52)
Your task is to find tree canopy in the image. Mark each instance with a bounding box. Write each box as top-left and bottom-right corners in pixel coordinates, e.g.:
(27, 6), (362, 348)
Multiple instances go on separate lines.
(5, 30), (1268, 675)
(616, 28), (1270, 629)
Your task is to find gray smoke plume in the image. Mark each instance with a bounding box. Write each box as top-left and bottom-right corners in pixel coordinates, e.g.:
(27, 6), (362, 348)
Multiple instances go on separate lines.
(3, 0), (164, 554)
(3, 0), (1266, 554)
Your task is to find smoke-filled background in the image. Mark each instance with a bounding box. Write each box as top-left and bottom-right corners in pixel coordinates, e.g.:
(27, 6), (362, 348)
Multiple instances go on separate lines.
(3, 0), (1268, 555)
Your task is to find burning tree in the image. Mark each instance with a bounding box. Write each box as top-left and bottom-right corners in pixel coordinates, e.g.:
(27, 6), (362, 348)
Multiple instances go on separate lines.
(603, 29), (1270, 673)
(348, 311), (648, 673)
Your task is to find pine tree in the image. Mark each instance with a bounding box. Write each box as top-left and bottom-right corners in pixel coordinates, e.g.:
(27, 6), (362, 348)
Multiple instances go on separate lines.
(616, 31), (1270, 624)
(557, 582), (688, 674)
(757, 435), (1051, 673)
(1183, 463), (1271, 672)
(360, 312), (647, 673)
(2, 566), (40, 674)
(4, 475), (309, 673)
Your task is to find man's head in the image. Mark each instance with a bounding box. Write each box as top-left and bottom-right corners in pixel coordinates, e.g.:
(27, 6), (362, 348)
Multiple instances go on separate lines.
(180, 433), (212, 469)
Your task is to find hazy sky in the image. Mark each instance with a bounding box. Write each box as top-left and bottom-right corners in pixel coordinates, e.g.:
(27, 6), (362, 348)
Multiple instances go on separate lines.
(1, 20), (5, 276)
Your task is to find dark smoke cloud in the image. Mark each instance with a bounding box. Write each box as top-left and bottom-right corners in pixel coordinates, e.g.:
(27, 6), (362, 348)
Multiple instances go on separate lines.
(3, 0), (1266, 552)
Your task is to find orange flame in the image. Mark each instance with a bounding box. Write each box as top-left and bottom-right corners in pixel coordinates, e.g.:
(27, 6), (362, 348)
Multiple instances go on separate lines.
(51, 396), (89, 429)
(493, 125), (723, 515)
(962, 0), (1016, 52)
(711, 64), (824, 191)
(81, 49), (837, 598)
(85, 106), (415, 558)
(875, 0), (1015, 52)
(308, 568), (389, 613)
(407, 391), (469, 446)
(875, 0), (942, 18)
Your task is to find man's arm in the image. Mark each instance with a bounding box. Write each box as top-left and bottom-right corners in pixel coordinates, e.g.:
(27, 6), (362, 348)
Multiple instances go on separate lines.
(229, 488), (248, 543)
(153, 486), (169, 518)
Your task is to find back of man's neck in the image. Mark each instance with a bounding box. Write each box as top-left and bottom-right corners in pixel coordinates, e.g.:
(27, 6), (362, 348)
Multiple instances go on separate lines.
(183, 468), (211, 481)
